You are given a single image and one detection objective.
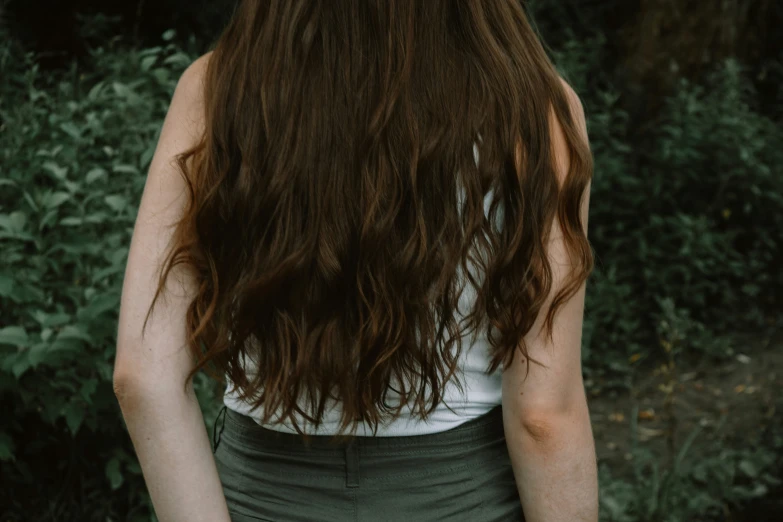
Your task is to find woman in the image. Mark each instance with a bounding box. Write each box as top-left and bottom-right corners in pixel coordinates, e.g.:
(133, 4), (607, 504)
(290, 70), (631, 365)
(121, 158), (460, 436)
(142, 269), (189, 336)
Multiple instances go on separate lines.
(113, 1), (598, 521)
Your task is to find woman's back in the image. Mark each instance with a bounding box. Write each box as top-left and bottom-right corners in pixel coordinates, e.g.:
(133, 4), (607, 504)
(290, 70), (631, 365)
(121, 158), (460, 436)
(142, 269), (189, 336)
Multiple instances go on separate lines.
(113, 1), (598, 520)
(157, 0), (592, 439)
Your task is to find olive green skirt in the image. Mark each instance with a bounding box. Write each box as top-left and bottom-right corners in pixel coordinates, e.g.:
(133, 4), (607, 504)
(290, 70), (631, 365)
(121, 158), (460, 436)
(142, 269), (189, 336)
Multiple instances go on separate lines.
(212, 405), (523, 521)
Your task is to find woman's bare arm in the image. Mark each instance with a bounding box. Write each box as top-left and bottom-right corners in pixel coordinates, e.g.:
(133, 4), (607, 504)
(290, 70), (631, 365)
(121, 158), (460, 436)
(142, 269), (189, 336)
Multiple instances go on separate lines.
(501, 80), (599, 522)
(113, 53), (231, 522)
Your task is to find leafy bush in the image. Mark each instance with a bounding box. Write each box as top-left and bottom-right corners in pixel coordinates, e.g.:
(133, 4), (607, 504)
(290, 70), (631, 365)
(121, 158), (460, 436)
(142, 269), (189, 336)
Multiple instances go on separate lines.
(576, 51), (783, 383)
(0, 31), (219, 522)
(599, 420), (782, 522)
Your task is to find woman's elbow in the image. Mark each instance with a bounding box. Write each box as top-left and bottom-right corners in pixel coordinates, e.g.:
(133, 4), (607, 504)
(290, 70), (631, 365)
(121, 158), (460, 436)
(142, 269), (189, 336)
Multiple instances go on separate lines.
(112, 356), (157, 405)
(513, 400), (593, 448)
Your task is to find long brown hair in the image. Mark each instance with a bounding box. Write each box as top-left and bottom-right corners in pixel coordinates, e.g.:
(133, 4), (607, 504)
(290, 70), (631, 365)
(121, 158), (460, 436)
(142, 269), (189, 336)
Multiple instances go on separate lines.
(145, 0), (593, 444)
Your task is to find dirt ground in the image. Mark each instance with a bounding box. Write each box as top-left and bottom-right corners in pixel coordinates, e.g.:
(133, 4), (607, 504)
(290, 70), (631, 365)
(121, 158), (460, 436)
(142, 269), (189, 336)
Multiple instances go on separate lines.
(587, 334), (782, 518)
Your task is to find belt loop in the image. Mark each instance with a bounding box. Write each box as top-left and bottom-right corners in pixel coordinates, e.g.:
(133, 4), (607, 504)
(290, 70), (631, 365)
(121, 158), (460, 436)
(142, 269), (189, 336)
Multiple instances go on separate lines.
(212, 405), (228, 454)
(345, 440), (360, 488)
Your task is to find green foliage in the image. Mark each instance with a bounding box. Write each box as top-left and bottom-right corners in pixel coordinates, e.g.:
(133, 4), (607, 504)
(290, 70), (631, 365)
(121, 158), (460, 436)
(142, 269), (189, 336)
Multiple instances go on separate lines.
(576, 50), (783, 383)
(599, 419), (782, 522)
(0, 32), (220, 521)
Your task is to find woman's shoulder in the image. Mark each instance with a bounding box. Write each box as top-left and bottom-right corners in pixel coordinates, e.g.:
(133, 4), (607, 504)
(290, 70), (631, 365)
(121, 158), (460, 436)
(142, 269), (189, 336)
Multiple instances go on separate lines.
(176, 52), (213, 99)
(159, 52), (214, 144)
(557, 77), (586, 130)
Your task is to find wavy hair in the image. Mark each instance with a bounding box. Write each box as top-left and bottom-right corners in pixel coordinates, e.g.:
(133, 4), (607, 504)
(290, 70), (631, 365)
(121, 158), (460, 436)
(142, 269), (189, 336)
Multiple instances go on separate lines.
(144, 0), (593, 445)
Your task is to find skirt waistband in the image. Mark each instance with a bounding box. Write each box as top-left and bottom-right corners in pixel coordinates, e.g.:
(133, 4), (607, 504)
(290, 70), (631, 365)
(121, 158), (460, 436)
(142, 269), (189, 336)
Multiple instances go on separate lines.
(219, 404), (504, 455)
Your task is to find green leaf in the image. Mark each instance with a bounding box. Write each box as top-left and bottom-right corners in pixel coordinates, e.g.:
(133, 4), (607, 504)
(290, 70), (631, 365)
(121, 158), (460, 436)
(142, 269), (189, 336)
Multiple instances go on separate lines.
(92, 263), (125, 282)
(106, 457), (124, 490)
(601, 496), (624, 519)
(112, 164), (139, 174)
(36, 312), (71, 328)
(110, 247), (129, 266)
(85, 167), (107, 183)
(26, 342), (49, 368)
(104, 195), (128, 212)
(62, 179), (81, 193)
(80, 378), (99, 403)
(152, 68), (171, 85)
(59, 217), (83, 226)
(50, 337), (84, 352)
(39, 209), (58, 231)
(111, 83), (142, 105)
(42, 161), (69, 180)
(163, 51), (190, 66)
(63, 401), (85, 436)
(0, 432), (15, 462)
(140, 55), (157, 71)
(0, 275), (15, 299)
(87, 81), (105, 100)
(55, 325), (92, 344)
(59, 122), (82, 140)
(126, 459), (142, 474)
(79, 292), (119, 321)
(162, 29), (176, 41)
(140, 144), (156, 169)
(140, 46), (163, 57)
(738, 459), (759, 478)
(22, 191), (38, 212)
(11, 211), (27, 231)
(13, 281), (44, 303)
(0, 326), (29, 347)
(85, 212), (109, 223)
(46, 191), (71, 209)
(112, 82), (131, 98)
(10, 353), (32, 378)
(0, 211), (27, 232)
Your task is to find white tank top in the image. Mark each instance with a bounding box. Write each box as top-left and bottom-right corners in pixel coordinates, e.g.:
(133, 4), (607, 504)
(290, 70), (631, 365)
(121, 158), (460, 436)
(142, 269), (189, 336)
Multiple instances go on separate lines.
(222, 340), (502, 436)
(224, 156), (504, 436)
(222, 291), (503, 436)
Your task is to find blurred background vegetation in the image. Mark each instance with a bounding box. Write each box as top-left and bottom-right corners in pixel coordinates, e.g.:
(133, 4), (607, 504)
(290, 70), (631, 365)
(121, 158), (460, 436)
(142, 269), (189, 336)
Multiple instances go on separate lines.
(0, 1), (781, 521)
